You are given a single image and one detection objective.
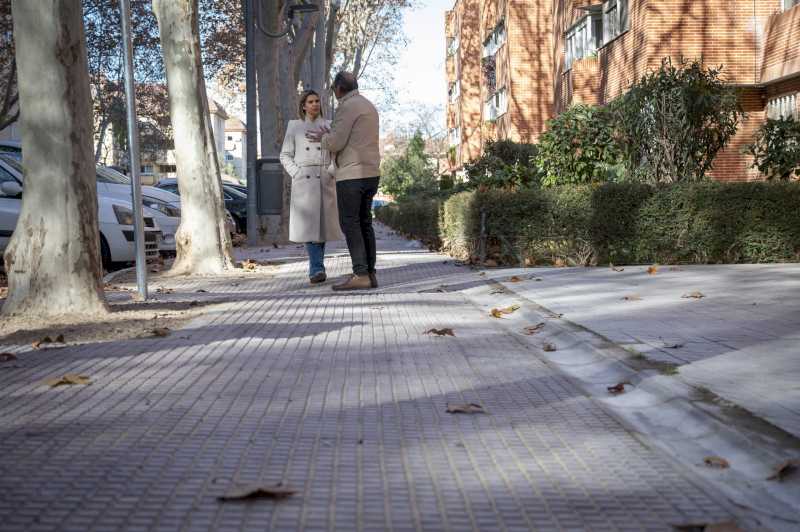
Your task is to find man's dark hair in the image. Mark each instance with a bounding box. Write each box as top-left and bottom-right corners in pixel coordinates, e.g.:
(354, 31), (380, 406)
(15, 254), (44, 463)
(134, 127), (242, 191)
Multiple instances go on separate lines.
(333, 71), (358, 93)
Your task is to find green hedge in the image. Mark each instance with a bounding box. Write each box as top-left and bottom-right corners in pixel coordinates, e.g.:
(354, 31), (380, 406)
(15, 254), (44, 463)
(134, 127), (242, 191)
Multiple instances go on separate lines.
(374, 198), (442, 249)
(379, 182), (800, 265)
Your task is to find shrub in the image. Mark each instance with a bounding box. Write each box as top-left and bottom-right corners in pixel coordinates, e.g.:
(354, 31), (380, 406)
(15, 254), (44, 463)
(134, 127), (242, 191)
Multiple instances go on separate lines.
(614, 58), (744, 183)
(380, 131), (439, 201)
(746, 117), (800, 180)
(463, 140), (543, 190)
(379, 182), (800, 265)
(536, 104), (624, 187)
(374, 198), (441, 249)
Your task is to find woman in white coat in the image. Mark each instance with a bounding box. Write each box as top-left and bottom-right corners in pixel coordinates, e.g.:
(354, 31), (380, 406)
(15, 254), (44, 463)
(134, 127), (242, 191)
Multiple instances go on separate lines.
(280, 89), (342, 284)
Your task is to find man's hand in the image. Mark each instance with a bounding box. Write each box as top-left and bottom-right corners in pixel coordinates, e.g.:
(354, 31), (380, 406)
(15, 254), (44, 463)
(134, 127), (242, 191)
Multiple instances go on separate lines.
(305, 126), (330, 142)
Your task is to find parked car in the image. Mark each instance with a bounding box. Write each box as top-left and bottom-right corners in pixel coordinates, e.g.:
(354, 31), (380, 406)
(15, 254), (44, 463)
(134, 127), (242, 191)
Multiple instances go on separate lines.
(0, 140), (21, 160)
(156, 177), (247, 234)
(94, 166), (181, 255)
(0, 157), (162, 269)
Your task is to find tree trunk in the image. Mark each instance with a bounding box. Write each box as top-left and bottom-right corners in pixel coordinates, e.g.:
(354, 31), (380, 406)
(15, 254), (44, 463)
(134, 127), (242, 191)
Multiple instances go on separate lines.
(153, 0), (234, 275)
(3, 0), (107, 318)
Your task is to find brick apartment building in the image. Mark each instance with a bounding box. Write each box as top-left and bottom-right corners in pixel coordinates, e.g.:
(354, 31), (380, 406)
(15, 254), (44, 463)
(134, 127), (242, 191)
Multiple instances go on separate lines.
(445, 0), (800, 180)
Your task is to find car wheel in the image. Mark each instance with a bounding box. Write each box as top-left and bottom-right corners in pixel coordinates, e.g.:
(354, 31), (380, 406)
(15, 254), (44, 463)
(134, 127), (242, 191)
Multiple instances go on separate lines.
(234, 215), (245, 234)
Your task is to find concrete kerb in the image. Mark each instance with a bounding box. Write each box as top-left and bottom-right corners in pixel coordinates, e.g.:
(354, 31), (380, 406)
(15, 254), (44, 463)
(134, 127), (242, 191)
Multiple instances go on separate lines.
(462, 277), (800, 532)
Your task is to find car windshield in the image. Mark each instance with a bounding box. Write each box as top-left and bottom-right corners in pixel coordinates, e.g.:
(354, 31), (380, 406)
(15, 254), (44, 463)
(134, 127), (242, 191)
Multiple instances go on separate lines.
(97, 166), (131, 184)
(223, 186), (246, 199)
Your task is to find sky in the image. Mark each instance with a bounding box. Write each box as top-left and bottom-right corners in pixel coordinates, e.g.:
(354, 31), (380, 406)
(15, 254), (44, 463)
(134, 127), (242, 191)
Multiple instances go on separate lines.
(367, 0), (453, 135)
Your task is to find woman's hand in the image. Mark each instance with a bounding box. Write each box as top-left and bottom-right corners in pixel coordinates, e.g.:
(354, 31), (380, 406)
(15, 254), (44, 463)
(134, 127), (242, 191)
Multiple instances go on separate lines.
(305, 126), (330, 143)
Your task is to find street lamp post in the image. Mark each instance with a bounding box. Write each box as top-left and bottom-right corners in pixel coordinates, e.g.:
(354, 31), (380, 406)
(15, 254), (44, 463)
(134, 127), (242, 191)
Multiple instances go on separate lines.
(119, 0), (147, 300)
(244, 0), (258, 245)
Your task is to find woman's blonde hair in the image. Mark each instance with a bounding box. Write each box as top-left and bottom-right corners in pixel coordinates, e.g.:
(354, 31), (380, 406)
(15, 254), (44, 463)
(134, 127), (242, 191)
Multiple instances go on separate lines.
(298, 89), (322, 119)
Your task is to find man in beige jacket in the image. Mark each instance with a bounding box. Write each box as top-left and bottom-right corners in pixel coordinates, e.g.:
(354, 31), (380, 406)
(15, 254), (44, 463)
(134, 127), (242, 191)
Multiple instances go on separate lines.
(307, 72), (381, 291)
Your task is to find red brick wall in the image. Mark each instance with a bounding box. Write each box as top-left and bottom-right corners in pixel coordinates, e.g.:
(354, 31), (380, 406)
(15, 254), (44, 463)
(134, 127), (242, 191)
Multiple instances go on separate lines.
(711, 88), (766, 182)
(506, 0), (555, 142)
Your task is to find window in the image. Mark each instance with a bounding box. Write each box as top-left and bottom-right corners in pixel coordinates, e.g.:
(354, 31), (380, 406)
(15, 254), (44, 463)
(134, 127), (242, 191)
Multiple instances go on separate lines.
(448, 127), (461, 147)
(565, 13), (603, 69)
(159, 164), (177, 173)
(784, 0), (799, 11)
(603, 0), (629, 43)
(482, 21), (506, 58)
(767, 93), (798, 119)
(141, 164), (155, 174)
(227, 135), (233, 141)
(484, 87), (508, 121)
(447, 35), (460, 57)
(225, 153), (234, 161)
(448, 81), (460, 103)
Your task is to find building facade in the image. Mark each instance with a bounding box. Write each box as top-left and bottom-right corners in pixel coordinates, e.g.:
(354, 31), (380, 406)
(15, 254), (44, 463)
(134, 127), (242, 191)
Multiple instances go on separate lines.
(446, 0), (800, 180)
(224, 117), (247, 183)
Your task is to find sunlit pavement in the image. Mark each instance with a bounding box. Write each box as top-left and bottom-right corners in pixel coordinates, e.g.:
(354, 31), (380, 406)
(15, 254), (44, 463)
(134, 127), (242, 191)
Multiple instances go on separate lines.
(1, 225), (787, 532)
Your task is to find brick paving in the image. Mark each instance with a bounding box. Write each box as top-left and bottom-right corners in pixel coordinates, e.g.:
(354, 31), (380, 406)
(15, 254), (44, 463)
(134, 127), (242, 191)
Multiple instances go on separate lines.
(0, 228), (737, 531)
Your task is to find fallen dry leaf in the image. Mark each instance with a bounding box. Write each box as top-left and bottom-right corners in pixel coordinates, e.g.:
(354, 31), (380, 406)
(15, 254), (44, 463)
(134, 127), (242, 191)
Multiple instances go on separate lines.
(663, 342), (684, 349)
(152, 328), (171, 337)
(703, 456), (730, 469)
(647, 265), (659, 275)
(489, 288), (506, 295)
(546, 312), (564, 319)
(424, 328), (455, 337)
(55, 334), (65, 343)
(31, 336), (53, 349)
(523, 323), (545, 335)
(446, 403), (486, 414)
(196, 289), (208, 293)
(542, 342), (557, 352)
(46, 374), (91, 387)
(682, 291), (705, 299)
(156, 286), (174, 294)
(622, 294), (642, 301)
(218, 484), (296, 501)
(241, 259), (258, 271)
(766, 459), (799, 481)
(607, 382), (631, 395)
(508, 276), (522, 283)
(478, 272), (487, 277)
(490, 304), (520, 318)
(612, 266), (624, 272)
(0, 352), (18, 362)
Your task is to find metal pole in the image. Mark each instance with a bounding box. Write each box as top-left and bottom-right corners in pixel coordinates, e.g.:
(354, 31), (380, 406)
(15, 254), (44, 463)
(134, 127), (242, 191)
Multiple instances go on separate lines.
(120, 0), (147, 300)
(245, 0), (259, 245)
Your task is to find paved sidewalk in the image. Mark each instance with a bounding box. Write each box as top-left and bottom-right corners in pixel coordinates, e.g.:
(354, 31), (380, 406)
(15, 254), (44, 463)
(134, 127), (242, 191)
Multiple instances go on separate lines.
(0, 227), (744, 531)
(479, 264), (800, 439)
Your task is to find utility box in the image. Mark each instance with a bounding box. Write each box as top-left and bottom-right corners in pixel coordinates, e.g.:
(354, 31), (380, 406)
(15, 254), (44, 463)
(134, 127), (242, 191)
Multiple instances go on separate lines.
(256, 156), (283, 215)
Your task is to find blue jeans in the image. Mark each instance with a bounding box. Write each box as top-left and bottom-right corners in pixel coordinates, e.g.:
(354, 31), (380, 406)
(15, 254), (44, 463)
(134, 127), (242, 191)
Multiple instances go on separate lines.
(305, 242), (326, 277)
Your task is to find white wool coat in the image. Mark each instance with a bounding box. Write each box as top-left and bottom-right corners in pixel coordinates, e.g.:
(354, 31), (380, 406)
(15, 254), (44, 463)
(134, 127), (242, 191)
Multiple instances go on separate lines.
(279, 117), (342, 243)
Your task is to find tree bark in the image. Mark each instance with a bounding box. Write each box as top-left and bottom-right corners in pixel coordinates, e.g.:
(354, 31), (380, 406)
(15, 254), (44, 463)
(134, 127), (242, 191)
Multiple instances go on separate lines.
(3, 0), (108, 318)
(153, 0), (235, 275)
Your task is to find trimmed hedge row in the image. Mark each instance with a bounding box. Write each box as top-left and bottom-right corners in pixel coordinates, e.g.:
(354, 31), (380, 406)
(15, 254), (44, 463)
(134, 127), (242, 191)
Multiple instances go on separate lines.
(377, 182), (800, 265)
(374, 198), (441, 249)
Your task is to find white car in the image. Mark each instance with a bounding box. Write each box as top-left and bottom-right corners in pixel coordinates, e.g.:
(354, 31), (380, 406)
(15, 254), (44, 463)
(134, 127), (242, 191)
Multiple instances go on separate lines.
(0, 157), (162, 268)
(95, 166), (181, 255)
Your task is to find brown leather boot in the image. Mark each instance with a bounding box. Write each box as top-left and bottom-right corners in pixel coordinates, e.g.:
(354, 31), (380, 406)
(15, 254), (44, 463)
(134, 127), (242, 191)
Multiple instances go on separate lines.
(332, 274), (372, 291)
(368, 271), (378, 288)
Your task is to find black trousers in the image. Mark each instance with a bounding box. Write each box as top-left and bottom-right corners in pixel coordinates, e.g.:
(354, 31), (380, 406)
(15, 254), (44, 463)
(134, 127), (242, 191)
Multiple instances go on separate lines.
(336, 177), (379, 276)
